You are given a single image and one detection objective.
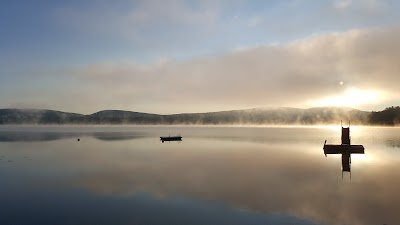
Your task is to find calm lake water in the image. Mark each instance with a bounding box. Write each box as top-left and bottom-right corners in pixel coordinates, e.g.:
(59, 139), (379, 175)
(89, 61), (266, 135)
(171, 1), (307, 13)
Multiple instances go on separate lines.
(0, 126), (399, 225)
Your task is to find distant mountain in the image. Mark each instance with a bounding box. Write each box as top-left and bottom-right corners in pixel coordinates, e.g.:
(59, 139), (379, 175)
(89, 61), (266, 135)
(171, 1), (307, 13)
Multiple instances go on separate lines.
(0, 109), (83, 124)
(87, 110), (162, 124)
(0, 106), (383, 125)
(369, 106), (400, 126)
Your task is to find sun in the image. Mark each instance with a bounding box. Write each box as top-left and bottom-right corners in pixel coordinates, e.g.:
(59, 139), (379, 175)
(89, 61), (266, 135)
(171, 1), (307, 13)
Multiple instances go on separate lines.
(316, 88), (381, 108)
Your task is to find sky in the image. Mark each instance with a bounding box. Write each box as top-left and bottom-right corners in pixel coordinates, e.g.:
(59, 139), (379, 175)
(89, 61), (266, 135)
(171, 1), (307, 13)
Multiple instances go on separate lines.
(1, 0), (400, 114)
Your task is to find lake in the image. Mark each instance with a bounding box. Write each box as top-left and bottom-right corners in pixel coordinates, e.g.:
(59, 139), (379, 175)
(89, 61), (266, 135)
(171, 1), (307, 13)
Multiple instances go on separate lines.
(0, 126), (399, 225)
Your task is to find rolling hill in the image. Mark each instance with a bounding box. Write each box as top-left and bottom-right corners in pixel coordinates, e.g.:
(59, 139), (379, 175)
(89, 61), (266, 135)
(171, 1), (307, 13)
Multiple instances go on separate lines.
(0, 106), (384, 125)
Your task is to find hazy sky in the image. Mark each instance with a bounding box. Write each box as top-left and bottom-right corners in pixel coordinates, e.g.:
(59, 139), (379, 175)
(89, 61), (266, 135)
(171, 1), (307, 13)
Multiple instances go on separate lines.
(1, 0), (400, 114)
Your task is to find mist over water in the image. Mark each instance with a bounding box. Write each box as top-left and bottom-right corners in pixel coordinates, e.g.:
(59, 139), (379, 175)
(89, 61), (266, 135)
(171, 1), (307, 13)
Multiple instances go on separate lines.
(0, 126), (399, 225)
(0, 106), (376, 125)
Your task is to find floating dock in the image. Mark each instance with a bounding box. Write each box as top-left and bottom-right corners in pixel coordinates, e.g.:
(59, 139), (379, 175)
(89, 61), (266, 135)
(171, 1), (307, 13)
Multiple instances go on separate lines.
(323, 124), (364, 175)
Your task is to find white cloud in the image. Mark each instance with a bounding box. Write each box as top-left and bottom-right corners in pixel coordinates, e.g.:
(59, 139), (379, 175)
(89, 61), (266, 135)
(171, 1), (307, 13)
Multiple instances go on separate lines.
(3, 22), (400, 114)
(54, 0), (220, 40)
(50, 0), (400, 62)
(61, 26), (400, 113)
(334, 0), (352, 9)
(334, 0), (387, 11)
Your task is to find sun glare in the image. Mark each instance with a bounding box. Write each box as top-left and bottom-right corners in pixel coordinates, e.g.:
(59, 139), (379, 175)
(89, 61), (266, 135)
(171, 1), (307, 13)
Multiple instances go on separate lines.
(316, 89), (381, 108)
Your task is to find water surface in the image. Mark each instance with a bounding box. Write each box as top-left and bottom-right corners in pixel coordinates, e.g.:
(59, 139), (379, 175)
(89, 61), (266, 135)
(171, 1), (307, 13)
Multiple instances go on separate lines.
(0, 126), (399, 225)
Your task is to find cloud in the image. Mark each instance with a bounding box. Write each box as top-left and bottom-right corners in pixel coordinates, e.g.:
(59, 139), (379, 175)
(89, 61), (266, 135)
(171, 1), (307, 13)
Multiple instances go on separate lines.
(66, 26), (400, 113)
(54, 0), (221, 42)
(2, 24), (400, 114)
(333, 0), (387, 9)
(51, 1), (398, 56)
(334, 0), (353, 9)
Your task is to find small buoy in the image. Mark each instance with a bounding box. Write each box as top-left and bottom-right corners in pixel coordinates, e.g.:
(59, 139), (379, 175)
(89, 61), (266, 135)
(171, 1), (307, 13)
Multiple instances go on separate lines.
(77, 138), (80, 141)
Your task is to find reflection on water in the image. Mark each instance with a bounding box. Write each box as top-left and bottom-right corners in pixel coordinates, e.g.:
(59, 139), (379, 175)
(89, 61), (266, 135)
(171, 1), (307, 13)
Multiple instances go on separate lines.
(0, 126), (400, 225)
(0, 131), (146, 142)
